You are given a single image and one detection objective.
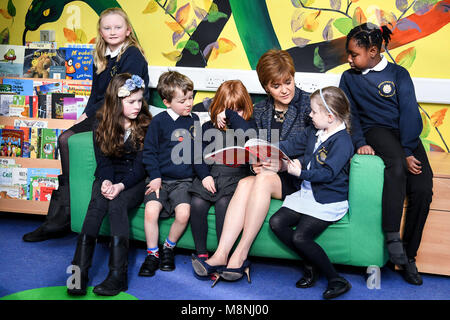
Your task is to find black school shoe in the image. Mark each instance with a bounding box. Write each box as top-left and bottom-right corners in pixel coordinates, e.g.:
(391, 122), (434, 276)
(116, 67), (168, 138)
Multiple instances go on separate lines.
(323, 277), (351, 299)
(402, 258), (423, 285)
(159, 246), (175, 271)
(138, 255), (160, 277)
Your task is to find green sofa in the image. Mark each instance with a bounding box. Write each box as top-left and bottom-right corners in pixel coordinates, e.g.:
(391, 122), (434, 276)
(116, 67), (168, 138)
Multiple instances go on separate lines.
(69, 131), (388, 268)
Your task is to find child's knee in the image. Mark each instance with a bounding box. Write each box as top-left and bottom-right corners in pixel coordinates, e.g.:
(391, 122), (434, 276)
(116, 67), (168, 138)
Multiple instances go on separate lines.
(174, 204), (190, 224)
(145, 202), (161, 222)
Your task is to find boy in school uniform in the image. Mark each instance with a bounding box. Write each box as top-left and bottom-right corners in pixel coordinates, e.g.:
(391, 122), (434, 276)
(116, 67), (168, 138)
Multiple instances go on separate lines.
(138, 71), (201, 276)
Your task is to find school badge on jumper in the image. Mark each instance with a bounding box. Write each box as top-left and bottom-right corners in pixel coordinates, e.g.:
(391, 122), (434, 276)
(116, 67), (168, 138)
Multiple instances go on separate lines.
(189, 124), (197, 139)
(378, 81), (396, 97)
(316, 146), (328, 164)
(173, 128), (187, 142)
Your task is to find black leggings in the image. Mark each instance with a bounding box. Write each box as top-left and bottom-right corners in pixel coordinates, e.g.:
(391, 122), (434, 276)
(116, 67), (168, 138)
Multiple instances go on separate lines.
(81, 179), (145, 238)
(190, 195), (232, 255)
(58, 116), (95, 182)
(269, 207), (339, 281)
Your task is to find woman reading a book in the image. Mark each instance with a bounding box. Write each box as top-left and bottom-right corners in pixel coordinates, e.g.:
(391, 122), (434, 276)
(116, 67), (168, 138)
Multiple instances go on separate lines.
(23, 8), (149, 242)
(192, 49), (312, 283)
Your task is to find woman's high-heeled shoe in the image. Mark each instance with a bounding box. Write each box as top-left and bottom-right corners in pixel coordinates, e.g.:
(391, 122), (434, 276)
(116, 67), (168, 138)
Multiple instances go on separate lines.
(191, 254), (224, 277)
(218, 260), (251, 283)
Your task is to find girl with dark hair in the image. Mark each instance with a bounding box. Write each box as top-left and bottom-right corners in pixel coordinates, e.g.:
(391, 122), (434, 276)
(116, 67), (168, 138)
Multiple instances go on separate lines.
(339, 23), (433, 285)
(67, 73), (151, 296)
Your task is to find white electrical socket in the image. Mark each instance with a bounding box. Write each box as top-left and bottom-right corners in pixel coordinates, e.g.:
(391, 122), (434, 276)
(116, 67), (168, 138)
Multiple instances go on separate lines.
(205, 76), (227, 88)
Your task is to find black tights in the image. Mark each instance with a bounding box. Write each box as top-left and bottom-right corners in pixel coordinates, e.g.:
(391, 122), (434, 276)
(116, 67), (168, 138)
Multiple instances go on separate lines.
(190, 195), (232, 255)
(269, 207), (339, 281)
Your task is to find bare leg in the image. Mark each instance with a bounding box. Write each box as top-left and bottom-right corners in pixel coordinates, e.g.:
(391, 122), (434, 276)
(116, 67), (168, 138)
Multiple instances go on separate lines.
(226, 171), (282, 268)
(144, 201), (162, 249)
(167, 203), (190, 243)
(205, 175), (256, 266)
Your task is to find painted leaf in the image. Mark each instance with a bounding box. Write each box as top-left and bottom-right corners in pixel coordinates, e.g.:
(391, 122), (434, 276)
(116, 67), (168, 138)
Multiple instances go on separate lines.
(352, 7), (367, 26)
(208, 47), (220, 61)
(89, 37), (96, 44)
(334, 17), (353, 35)
(420, 112), (431, 138)
(291, 10), (305, 33)
(165, 0), (177, 15)
(430, 143), (445, 152)
(291, 0), (302, 7)
(313, 46), (325, 72)
(176, 40), (199, 55)
(75, 29), (87, 43)
(162, 50), (183, 62)
(7, 0), (16, 17)
(142, 0), (158, 14)
(0, 28), (9, 44)
(330, 0), (341, 10)
(303, 11), (321, 32)
(396, 0), (408, 11)
(175, 3), (190, 25)
(413, 0), (436, 15)
(217, 38), (236, 54)
(292, 36), (310, 48)
(0, 9), (12, 19)
(207, 3), (227, 23)
(172, 30), (185, 45)
(395, 47), (416, 69)
(375, 9), (396, 26)
(430, 108), (448, 128)
(63, 28), (77, 43)
(192, 0), (208, 20)
(165, 21), (184, 33)
(203, 41), (219, 59)
(396, 18), (422, 32)
(322, 18), (334, 41)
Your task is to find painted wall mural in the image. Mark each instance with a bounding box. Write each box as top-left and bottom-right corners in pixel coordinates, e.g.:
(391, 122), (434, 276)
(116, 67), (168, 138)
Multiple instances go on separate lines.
(1, 0), (449, 151)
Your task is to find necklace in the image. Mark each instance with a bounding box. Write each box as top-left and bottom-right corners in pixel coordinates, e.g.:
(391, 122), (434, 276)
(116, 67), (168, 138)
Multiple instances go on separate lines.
(273, 108), (288, 123)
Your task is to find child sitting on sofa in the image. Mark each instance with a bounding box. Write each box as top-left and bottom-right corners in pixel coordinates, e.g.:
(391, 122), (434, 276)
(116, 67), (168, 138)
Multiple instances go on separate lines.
(138, 71), (200, 277)
(269, 86), (354, 299)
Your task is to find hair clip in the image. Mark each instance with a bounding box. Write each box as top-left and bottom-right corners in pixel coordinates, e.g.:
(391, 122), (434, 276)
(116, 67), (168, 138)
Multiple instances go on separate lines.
(118, 75), (145, 97)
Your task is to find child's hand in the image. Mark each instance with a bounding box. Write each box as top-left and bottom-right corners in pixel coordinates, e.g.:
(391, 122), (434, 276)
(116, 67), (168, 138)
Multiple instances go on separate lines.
(202, 176), (216, 194)
(104, 183), (125, 200)
(406, 155), (422, 175)
(101, 180), (113, 195)
(357, 145), (375, 155)
(287, 159), (302, 177)
(146, 178), (162, 198)
(217, 110), (227, 129)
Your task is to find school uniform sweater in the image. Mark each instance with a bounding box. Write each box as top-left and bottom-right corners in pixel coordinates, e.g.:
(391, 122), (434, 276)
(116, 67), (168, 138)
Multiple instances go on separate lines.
(279, 125), (354, 204)
(84, 45), (149, 118)
(339, 61), (422, 157)
(143, 110), (200, 181)
(93, 123), (146, 190)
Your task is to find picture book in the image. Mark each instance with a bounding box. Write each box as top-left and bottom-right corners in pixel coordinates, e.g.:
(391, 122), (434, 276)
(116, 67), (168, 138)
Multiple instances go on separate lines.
(34, 82), (63, 95)
(51, 93), (74, 119)
(0, 84), (12, 92)
(29, 127), (39, 159)
(9, 95), (30, 117)
(30, 176), (58, 201)
(0, 185), (20, 199)
(62, 47), (94, 80)
(63, 97), (83, 120)
(0, 94), (14, 116)
(0, 45), (25, 78)
(26, 167), (60, 199)
(2, 78), (34, 96)
(0, 128), (24, 157)
(12, 167), (28, 199)
(62, 80), (92, 96)
(23, 48), (66, 79)
(205, 138), (291, 167)
(39, 128), (58, 159)
(49, 65), (66, 79)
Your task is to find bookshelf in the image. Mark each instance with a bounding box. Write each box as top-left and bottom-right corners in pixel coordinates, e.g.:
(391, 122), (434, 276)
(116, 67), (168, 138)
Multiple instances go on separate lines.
(0, 76), (88, 215)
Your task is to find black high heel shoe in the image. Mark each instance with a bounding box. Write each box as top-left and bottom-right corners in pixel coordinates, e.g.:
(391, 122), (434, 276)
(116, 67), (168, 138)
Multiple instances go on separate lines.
(191, 254), (225, 277)
(212, 260), (251, 287)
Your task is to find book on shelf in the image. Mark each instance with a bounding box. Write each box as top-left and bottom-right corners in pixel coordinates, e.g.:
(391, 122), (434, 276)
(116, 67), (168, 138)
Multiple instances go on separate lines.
(0, 94), (14, 116)
(0, 128), (24, 157)
(49, 65), (66, 79)
(205, 138), (291, 167)
(2, 78), (34, 96)
(34, 82), (63, 95)
(0, 163), (27, 199)
(63, 96), (84, 120)
(23, 48), (66, 79)
(61, 47), (94, 80)
(0, 45), (25, 78)
(26, 167), (60, 200)
(51, 93), (74, 119)
(30, 175), (58, 201)
(39, 128), (59, 159)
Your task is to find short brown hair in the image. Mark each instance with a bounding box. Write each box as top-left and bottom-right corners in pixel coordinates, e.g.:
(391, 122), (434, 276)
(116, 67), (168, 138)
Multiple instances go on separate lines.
(310, 86), (352, 133)
(157, 71), (194, 102)
(256, 49), (295, 89)
(209, 80), (253, 130)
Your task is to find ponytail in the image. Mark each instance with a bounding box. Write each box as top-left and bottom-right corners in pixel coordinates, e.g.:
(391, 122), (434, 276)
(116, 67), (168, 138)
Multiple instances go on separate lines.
(346, 22), (392, 51)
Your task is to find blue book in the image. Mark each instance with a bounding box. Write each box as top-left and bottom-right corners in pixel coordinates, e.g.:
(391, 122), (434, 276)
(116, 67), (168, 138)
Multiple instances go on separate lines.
(2, 78), (34, 96)
(26, 167), (60, 200)
(61, 47), (94, 80)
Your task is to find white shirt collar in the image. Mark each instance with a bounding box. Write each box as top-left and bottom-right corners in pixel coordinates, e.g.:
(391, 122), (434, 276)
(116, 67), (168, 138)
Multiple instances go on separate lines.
(166, 108), (192, 121)
(315, 122), (346, 143)
(105, 42), (126, 58)
(361, 55), (388, 75)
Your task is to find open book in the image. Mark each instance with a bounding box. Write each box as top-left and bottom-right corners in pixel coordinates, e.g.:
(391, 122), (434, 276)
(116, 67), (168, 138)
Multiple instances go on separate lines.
(204, 138), (291, 167)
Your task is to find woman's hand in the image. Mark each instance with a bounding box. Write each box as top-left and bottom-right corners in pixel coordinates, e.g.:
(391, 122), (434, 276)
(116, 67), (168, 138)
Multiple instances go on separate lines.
(287, 159), (302, 177)
(357, 145), (375, 155)
(216, 110), (227, 129)
(202, 176), (216, 194)
(406, 155), (422, 175)
(145, 178), (162, 198)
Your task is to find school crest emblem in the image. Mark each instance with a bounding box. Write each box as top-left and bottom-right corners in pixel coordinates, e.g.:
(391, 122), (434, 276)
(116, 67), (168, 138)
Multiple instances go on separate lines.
(316, 146), (328, 164)
(378, 81), (396, 97)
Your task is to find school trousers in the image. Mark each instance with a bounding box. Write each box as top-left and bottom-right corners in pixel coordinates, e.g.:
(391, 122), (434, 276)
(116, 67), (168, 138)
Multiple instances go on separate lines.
(365, 127), (433, 258)
(81, 178), (146, 238)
